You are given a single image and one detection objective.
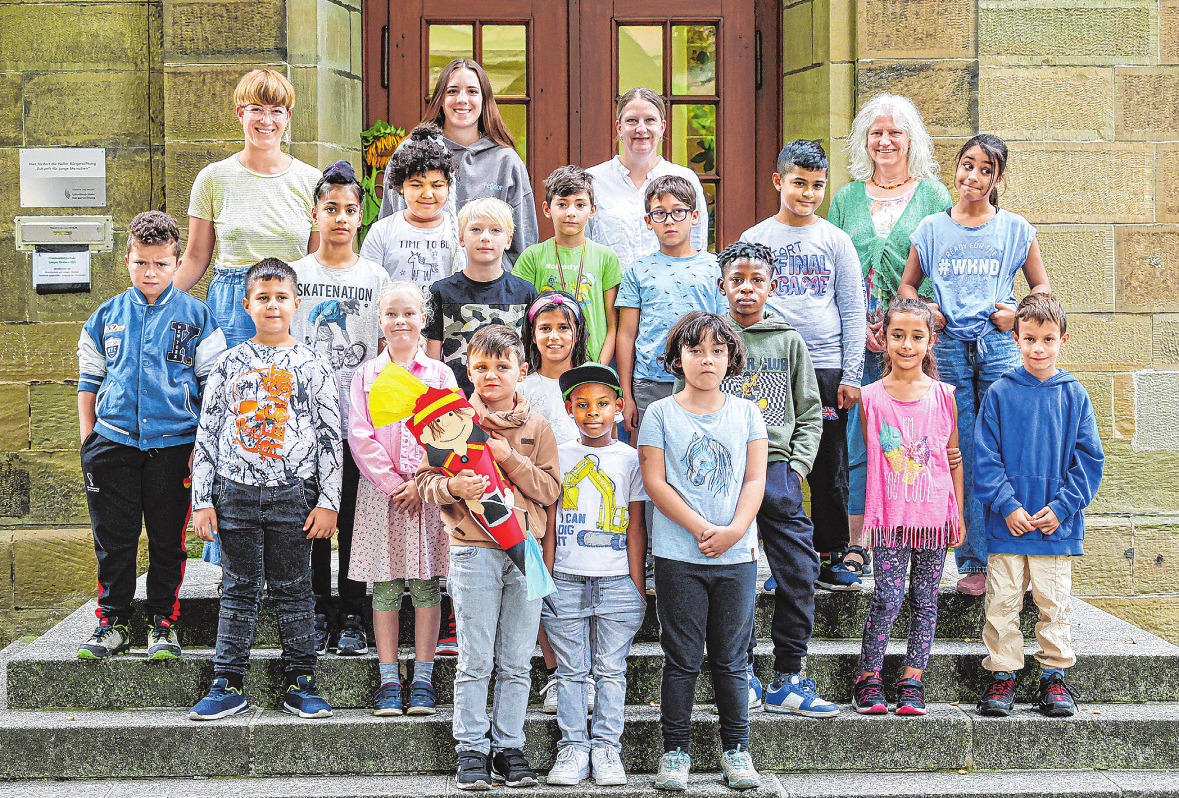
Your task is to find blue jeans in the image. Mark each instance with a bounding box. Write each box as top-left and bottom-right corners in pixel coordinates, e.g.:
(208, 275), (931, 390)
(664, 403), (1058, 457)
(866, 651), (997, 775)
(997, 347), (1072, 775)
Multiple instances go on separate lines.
(541, 572), (646, 751)
(449, 545), (542, 756)
(211, 476), (317, 676)
(655, 556), (756, 754)
(202, 268), (257, 567)
(936, 330), (1020, 575)
(847, 347), (884, 515)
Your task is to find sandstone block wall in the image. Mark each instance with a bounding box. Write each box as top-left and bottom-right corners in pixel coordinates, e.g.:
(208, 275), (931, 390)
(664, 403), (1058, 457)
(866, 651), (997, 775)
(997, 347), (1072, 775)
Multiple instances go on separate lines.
(0, 0), (362, 612)
(785, 0), (1179, 637)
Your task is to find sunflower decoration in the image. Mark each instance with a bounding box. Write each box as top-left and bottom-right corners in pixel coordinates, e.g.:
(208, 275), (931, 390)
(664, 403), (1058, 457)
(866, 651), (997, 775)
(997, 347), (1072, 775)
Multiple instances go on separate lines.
(359, 120), (406, 244)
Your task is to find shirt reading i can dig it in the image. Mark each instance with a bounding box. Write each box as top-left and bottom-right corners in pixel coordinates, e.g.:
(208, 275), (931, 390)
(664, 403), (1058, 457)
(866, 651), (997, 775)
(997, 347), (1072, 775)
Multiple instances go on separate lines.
(191, 340), (343, 511)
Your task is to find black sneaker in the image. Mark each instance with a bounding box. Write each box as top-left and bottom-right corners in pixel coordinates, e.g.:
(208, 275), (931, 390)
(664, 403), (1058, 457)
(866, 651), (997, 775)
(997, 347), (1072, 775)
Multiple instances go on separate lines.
(491, 747), (538, 787)
(77, 620), (131, 659)
(1036, 672), (1079, 717)
(456, 751), (492, 791)
(313, 613), (329, 656)
(336, 614), (369, 656)
(816, 550), (862, 592)
(978, 673), (1016, 716)
(147, 615), (181, 660)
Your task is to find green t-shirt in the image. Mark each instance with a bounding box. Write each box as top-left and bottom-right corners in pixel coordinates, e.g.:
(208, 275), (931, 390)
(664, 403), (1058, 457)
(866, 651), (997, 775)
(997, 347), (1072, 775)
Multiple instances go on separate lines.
(512, 238), (622, 361)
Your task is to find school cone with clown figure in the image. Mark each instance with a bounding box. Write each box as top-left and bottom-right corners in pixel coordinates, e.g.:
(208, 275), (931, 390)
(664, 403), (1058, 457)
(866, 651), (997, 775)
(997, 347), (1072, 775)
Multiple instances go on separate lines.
(368, 362), (557, 611)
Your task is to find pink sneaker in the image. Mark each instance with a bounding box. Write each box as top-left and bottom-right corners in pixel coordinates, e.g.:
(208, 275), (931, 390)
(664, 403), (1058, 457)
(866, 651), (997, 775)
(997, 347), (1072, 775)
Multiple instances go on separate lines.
(956, 573), (986, 596)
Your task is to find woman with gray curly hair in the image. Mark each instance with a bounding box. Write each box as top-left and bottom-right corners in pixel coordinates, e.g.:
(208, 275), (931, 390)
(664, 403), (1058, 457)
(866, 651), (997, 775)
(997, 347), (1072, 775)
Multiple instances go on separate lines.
(828, 93), (952, 578)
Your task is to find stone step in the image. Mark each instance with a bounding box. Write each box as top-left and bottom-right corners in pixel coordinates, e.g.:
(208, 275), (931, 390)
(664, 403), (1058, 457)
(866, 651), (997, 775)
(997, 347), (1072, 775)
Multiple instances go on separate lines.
(125, 561), (1036, 647)
(2, 769), (1178, 798)
(13, 594), (1178, 710)
(0, 703), (1177, 781)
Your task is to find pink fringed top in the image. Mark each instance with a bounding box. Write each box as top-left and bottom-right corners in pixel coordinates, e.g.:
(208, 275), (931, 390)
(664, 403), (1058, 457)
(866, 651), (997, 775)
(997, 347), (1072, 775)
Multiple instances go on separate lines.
(861, 379), (960, 550)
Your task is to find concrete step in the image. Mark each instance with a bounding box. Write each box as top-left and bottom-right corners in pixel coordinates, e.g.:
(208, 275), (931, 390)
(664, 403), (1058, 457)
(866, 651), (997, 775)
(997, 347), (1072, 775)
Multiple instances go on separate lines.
(2, 769), (1179, 797)
(0, 704), (1177, 780)
(12, 595), (1178, 710)
(123, 561), (1036, 647)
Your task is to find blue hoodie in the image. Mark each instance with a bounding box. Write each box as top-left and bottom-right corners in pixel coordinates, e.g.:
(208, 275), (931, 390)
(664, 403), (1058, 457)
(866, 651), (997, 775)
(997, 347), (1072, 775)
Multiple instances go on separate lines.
(973, 366), (1104, 556)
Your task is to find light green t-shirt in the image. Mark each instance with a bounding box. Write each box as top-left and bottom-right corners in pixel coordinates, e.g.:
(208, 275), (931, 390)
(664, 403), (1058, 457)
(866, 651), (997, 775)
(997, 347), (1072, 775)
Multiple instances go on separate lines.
(188, 153), (321, 272)
(512, 238), (622, 361)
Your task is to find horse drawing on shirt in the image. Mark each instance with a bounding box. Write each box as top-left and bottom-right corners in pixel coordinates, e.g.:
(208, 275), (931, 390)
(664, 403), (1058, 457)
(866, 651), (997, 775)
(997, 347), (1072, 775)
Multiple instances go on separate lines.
(681, 433), (734, 493)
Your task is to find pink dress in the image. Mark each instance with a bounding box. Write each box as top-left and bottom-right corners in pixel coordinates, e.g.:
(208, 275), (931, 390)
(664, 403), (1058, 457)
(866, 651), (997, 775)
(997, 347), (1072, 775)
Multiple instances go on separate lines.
(348, 348), (456, 582)
(861, 379), (960, 550)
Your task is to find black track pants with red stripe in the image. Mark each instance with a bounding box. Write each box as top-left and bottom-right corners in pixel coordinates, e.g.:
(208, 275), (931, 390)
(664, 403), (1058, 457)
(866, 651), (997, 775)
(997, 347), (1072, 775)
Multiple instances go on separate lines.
(81, 432), (192, 627)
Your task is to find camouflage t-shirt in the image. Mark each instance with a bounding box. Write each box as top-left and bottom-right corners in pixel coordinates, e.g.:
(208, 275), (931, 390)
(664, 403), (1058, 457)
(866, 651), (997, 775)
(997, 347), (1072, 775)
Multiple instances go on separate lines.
(425, 270), (537, 396)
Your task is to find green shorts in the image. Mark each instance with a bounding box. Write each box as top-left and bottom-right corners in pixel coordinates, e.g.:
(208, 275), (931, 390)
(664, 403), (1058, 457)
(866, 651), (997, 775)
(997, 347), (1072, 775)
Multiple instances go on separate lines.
(372, 577), (442, 611)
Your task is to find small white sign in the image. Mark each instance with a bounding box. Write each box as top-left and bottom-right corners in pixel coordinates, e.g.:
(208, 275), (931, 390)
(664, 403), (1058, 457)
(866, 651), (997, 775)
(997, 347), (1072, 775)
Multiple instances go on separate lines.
(19, 148), (106, 208)
(33, 247), (91, 293)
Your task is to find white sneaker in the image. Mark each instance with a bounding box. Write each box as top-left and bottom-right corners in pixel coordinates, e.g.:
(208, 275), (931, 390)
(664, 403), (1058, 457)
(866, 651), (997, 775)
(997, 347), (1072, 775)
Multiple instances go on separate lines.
(591, 746), (627, 786)
(540, 674), (559, 714)
(547, 745), (590, 786)
(654, 748), (691, 791)
(587, 678), (596, 715)
(721, 746), (761, 790)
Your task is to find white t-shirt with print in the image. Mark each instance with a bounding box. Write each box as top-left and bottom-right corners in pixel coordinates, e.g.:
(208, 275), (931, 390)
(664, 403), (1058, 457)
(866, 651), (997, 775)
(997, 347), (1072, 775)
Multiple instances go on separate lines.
(555, 440), (648, 576)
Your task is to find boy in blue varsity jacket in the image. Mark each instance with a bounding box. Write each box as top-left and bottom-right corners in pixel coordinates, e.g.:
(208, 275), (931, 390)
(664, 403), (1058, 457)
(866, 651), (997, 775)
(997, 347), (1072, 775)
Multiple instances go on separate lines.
(973, 293), (1104, 719)
(76, 211), (226, 660)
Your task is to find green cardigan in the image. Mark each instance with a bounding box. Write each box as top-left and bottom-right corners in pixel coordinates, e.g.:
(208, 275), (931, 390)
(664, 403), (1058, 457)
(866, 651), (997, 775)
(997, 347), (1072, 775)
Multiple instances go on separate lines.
(827, 177), (952, 307)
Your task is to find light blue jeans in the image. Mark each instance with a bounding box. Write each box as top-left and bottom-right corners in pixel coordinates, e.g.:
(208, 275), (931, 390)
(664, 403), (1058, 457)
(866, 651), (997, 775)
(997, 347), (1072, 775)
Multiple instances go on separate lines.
(935, 329), (1020, 575)
(202, 267), (257, 566)
(449, 545), (542, 756)
(541, 571), (646, 751)
(847, 346), (884, 516)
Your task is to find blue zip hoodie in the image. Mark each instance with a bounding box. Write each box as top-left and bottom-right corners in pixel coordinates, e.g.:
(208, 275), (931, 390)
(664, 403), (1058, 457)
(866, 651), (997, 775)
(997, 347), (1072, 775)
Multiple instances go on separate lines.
(973, 366), (1104, 556)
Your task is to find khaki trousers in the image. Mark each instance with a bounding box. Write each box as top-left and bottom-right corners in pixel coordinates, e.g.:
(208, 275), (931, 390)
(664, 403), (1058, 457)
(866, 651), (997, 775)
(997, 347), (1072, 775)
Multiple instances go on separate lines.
(982, 552), (1075, 672)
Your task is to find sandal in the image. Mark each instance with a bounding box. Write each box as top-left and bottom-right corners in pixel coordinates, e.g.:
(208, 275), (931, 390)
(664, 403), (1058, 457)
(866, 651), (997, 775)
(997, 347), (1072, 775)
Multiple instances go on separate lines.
(844, 545), (872, 577)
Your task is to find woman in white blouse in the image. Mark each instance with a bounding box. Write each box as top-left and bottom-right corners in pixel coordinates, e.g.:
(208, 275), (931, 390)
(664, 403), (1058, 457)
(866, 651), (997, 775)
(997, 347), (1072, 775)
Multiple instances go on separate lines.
(586, 88), (709, 267)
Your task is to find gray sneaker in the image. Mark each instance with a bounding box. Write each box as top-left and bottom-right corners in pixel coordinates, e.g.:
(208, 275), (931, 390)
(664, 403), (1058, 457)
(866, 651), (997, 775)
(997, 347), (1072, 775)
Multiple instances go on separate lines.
(147, 616), (181, 660)
(721, 746), (761, 790)
(78, 621), (131, 659)
(654, 748), (691, 791)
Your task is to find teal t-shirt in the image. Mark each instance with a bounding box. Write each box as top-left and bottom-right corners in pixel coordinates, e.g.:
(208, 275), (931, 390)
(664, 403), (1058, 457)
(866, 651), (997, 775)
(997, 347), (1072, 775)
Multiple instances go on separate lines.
(513, 238), (622, 361)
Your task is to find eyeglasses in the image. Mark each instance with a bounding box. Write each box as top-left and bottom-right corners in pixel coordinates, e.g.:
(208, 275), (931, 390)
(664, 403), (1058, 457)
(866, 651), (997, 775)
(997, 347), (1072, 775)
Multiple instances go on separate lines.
(242, 105), (289, 120)
(647, 208), (692, 223)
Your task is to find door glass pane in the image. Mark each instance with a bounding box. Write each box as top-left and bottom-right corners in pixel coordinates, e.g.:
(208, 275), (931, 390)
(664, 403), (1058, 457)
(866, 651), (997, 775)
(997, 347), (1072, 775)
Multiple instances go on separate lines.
(702, 181), (716, 245)
(483, 25), (528, 96)
(499, 102), (528, 165)
(428, 24), (474, 88)
(618, 25), (663, 93)
(671, 103), (716, 176)
(672, 25), (717, 95)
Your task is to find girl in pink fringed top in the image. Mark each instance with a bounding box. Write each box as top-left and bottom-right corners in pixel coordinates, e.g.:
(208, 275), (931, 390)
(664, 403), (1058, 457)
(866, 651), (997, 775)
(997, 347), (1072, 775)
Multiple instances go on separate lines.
(851, 297), (965, 717)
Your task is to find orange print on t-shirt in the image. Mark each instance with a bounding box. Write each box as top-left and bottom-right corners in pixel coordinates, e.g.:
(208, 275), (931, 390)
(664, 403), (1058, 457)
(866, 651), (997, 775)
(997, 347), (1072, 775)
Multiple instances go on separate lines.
(232, 365), (295, 460)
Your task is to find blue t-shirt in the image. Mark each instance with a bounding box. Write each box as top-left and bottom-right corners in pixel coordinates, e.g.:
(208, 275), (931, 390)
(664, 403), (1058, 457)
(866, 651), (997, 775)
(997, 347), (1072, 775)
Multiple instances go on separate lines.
(615, 250), (723, 382)
(637, 395), (768, 565)
(910, 209), (1036, 341)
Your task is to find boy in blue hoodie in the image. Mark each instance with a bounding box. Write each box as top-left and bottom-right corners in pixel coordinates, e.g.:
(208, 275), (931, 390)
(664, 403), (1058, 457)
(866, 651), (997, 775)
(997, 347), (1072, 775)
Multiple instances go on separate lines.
(973, 293), (1104, 718)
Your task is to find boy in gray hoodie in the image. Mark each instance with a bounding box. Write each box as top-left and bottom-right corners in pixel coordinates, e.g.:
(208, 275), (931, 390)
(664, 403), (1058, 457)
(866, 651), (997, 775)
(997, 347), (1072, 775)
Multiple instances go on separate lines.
(715, 242), (836, 718)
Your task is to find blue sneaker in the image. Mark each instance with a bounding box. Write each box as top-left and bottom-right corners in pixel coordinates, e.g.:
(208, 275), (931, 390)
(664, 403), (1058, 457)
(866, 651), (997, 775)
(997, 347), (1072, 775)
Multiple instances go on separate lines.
(283, 674), (333, 718)
(406, 680), (437, 715)
(373, 682), (403, 716)
(816, 551), (862, 592)
(763, 575), (777, 593)
(188, 677), (249, 720)
(764, 672), (839, 717)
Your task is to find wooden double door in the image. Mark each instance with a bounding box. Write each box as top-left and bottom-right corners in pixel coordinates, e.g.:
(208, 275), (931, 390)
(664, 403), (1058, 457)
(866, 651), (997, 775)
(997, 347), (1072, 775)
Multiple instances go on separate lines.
(363, 0), (781, 246)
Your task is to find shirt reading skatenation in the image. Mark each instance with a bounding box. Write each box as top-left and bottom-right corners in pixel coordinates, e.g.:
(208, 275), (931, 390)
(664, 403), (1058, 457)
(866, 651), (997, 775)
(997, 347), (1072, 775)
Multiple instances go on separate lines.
(191, 341), (343, 511)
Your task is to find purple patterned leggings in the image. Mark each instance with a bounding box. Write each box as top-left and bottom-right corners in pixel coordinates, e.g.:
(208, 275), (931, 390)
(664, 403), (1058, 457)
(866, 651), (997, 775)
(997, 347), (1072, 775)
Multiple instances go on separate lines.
(859, 545), (947, 673)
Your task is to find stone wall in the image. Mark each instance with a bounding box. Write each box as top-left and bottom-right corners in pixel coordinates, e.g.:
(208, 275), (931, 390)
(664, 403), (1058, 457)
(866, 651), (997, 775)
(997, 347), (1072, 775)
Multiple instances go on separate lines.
(0, 0), (362, 613)
(785, 0), (1179, 636)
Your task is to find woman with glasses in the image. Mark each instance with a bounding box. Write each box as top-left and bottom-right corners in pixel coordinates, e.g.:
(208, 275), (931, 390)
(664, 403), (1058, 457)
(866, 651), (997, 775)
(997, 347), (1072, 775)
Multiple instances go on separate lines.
(174, 69), (321, 567)
(176, 69), (321, 349)
(586, 88), (710, 268)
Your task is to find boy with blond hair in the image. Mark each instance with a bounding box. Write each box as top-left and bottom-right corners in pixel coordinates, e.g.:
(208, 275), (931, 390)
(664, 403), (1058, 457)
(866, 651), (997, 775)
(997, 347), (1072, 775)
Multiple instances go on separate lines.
(426, 197), (538, 397)
(974, 292), (1104, 718)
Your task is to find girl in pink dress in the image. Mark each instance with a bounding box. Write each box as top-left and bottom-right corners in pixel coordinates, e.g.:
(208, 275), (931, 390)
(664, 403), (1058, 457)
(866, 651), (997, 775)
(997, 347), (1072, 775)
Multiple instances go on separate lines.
(350, 281), (457, 716)
(852, 297), (965, 716)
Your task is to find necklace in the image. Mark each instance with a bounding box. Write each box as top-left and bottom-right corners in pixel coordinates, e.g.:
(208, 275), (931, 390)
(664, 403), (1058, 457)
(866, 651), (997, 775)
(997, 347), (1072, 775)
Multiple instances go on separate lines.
(870, 174), (913, 190)
(553, 239), (587, 301)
